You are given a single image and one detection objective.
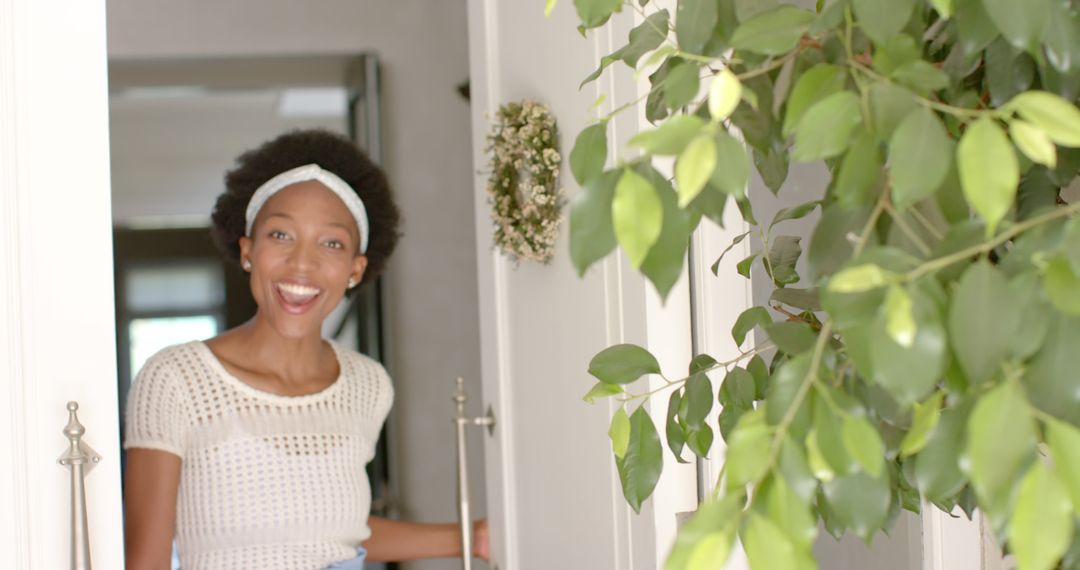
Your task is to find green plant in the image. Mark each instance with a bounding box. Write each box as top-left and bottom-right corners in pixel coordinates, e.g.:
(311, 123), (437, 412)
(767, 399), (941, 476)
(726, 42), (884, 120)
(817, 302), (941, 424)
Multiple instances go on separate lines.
(561, 0), (1080, 568)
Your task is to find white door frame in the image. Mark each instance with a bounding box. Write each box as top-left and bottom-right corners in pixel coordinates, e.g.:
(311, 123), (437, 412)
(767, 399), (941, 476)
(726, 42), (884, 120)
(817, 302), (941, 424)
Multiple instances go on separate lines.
(1, 0), (124, 568)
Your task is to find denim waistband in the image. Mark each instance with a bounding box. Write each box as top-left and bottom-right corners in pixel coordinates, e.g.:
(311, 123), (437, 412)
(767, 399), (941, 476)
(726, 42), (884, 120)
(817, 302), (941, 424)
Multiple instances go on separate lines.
(325, 546), (367, 569)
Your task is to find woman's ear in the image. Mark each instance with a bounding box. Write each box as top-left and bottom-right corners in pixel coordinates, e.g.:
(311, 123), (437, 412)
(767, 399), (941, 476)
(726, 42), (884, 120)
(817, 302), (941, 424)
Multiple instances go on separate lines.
(238, 236), (253, 269)
(349, 255), (369, 288)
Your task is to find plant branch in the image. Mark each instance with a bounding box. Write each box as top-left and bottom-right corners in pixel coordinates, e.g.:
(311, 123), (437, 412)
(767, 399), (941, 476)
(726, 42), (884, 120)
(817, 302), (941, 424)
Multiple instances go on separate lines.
(884, 201), (933, 257)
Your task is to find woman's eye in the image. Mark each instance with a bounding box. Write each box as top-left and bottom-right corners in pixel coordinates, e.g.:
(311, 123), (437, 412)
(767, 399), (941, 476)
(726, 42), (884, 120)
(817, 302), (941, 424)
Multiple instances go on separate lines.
(326, 240), (344, 250)
(269, 230), (289, 240)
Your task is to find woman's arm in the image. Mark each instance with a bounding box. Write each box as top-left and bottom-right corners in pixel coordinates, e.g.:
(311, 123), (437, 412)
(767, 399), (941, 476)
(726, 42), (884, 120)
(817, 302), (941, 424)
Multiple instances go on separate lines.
(363, 516), (489, 562)
(123, 448), (182, 570)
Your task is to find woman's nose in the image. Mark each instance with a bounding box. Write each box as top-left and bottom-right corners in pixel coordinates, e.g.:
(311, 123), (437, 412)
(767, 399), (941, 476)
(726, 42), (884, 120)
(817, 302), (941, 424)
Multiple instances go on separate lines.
(287, 241), (319, 270)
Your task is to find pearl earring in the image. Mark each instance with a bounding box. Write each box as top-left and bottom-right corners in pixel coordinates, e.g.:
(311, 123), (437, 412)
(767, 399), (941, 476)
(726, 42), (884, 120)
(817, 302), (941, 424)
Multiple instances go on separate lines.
(347, 278), (357, 289)
(242, 260), (252, 271)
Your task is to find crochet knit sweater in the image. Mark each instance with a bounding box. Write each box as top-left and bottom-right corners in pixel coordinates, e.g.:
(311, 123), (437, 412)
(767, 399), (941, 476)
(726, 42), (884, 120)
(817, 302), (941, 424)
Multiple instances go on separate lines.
(123, 340), (393, 570)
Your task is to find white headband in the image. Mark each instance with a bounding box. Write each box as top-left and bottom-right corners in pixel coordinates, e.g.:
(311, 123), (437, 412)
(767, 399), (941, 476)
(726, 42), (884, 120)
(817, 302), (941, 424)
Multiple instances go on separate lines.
(244, 163), (370, 254)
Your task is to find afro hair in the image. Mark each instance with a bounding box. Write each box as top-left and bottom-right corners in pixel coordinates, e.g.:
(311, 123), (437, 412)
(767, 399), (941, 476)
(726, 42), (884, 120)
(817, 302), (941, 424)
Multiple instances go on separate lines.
(211, 129), (401, 287)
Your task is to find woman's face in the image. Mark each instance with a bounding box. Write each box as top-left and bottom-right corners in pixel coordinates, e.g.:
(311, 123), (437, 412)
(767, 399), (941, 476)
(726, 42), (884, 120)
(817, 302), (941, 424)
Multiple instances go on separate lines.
(238, 181), (367, 339)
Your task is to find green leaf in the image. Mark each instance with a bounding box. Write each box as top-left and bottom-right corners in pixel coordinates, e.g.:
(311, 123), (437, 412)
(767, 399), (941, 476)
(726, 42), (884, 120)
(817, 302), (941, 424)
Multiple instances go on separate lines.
(765, 475), (818, 549)
(689, 354), (718, 375)
(769, 200), (820, 230)
(767, 235), (802, 286)
(666, 390), (689, 462)
(613, 169), (664, 268)
(711, 131), (750, 197)
(883, 285), (916, 348)
(793, 91), (863, 161)
(964, 382), (1037, 529)
(584, 381), (625, 403)
(545, 0), (559, 17)
(616, 406), (664, 513)
(985, 39), (1035, 107)
(915, 400), (971, 502)
(729, 5), (815, 55)
(1009, 462), (1074, 570)
(742, 513), (799, 570)
(588, 343), (662, 384)
(782, 64), (848, 136)
(610, 407), (631, 458)
(665, 495), (740, 570)
(676, 135), (718, 207)
(686, 424), (715, 458)
(764, 321), (816, 355)
(574, 0), (622, 28)
(955, 0), (999, 55)
(888, 108), (953, 210)
(1044, 0), (1080, 72)
(1026, 314), (1080, 426)
(806, 428), (836, 481)
(900, 391), (944, 457)
(570, 169), (620, 276)
(870, 280), (948, 405)
(711, 231), (750, 276)
(720, 367), (756, 409)
(726, 409), (771, 489)
(766, 353), (813, 439)
(812, 394), (855, 476)
(677, 0), (719, 55)
(629, 115), (708, 155)
(822, 471), (892, 541)
(852, 0), (916, 45)
(890, 60), (949, 95)
(732, 306), (771, 346)
(1011, 119), (1057, 168)
(770, 288), (821, 311)
(570, 123), (608, 186)
(779, 436), (818, 501)
(708, 69), (742, 122)
(1045, 252), (1080, 314)
(948, 261), (1018, 385)
(664, 62), (701, 111)
(1009, 91), (1080, 147)
(957, 116), (1018, 235)
(828, 264), (897, 293)
(867, 82), (919, 141)
(684, 372), (714, 429)
(737, 252), (758, 278)
(579, 10), (671, 87)
(842, 415), (885, 478)
(638, 166), (693, 298)
(1047, 418), (1080, 512)
(834, 134), (884, 209)
(981, 0), (1049, 51)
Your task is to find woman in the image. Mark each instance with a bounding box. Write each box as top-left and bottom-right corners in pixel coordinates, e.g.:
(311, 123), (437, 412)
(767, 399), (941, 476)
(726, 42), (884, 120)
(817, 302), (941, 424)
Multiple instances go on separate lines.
(122, 130), (488, 569)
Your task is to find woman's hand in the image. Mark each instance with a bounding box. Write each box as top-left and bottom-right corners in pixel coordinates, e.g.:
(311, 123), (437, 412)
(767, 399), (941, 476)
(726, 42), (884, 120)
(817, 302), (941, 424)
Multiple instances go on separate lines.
(472, 519), (490, 562)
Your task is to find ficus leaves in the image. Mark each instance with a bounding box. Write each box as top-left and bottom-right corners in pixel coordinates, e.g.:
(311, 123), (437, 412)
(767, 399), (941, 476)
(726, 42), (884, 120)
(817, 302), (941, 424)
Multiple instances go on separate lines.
(564, 0), (1080, 568)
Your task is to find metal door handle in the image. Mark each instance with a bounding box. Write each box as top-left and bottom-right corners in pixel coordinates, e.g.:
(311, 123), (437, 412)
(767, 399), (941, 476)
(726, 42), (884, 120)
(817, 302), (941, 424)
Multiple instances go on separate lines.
(452, 377), (495, 570)
(58, 401), (101, 570)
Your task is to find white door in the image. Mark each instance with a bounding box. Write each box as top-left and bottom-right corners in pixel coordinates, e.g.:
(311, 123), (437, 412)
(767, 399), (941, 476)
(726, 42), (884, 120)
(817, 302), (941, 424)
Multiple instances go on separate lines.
(0, 0), (126, 568)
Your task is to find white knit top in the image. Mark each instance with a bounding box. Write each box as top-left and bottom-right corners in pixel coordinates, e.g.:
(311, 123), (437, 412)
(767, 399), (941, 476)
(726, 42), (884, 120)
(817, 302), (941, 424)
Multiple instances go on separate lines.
(123, 340), (394, 570)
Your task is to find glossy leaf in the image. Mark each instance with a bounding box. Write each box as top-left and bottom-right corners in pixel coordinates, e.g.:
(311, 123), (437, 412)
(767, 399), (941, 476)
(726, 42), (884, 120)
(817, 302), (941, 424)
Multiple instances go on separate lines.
(616, 406), (664, 513)
(765, 321), (816, 355)
(666, 390), (689, 462)
(665, 495), (740, 570)
(588, 343), (661, 384)
(870, 281), (948, 405)
(1010, 462), (1074, 570)
(580, 10), (671, 87)
(843, 415), (885, 478)
(639, 166), (693, 298)
(769, 200), (820, 230)
(676, 135), (718, 207)
(1010, 91), (1080, 148)
(610, 407), (631, 458)
(732, 306), (771, 346)
(964, 382), (1037, 528)
(888, 108), (953, 210)
(584, 381), (624, 403)
(766, 353), (813, 440)
(868, 82), (919, 141)
(982, 0), (1049, 51)
(1047, 418), (1080, 511)
(570, 169), (620, 276)
(574, 0), (622, 28)
(684, 372), (713, 429)
(957, 117), (1018, 235)
(948, 261), (1018, 385)
(822, 471), (892, 541)
(766, 475), (818, 549)
(570, 123), (608, 186)
(613, 169), (663, 268)
(834, 134), (884, 209)
(767, 235), (802, 286)
(852, 0), (916, 45)
(782, 64), (848, 136)
(828, 264), (897, 293)
(915, 401), (971, 502)
(711, 130), (750, 197)
(1026, 314), (1080, 426)
(708, 69), (742, 122)
(729, 5), (815, 55)
(742, 513), (799, 570)
(1010, 119), (1057, 168)
(664, 62), (701, 110)
(793, 91), (863, 161)
(900, 391), (944, 457)
(629, 115), (708, 155)
(883, 285), (916, 348)
(770, 287), (821, 311)
(726, 409), (772, 489)
(677, 0), (719, 55)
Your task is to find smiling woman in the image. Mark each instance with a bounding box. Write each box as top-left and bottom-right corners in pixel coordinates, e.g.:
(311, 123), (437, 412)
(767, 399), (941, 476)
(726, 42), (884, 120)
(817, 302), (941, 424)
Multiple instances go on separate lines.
(121, 129), (489, 570)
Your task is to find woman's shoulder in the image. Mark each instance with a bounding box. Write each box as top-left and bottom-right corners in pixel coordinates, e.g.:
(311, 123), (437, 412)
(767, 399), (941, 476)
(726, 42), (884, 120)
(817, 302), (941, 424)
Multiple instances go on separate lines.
(134, 340), (210, 381)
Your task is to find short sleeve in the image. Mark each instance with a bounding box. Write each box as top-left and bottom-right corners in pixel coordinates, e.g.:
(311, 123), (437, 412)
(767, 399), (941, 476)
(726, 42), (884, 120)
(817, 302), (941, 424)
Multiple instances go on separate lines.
(123, 349), (190, 459)
(374, 364), (395, 427)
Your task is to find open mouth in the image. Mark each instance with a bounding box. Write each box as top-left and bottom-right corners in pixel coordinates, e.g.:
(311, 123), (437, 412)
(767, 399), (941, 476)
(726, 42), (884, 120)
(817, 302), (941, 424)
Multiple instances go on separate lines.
(274, 282), (322, 314)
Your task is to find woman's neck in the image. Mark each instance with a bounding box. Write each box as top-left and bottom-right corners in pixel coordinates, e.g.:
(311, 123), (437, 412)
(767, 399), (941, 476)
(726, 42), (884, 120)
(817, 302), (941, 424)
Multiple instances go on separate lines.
(209, 315), (336, 389)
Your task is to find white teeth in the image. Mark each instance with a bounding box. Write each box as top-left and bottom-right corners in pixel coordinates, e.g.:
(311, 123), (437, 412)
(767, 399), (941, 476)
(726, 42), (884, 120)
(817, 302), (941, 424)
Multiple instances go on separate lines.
(277, 283), (321, 296)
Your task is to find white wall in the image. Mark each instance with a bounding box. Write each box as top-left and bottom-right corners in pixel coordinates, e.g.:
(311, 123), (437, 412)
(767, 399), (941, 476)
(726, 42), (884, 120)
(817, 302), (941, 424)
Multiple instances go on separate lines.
(106, 4), (483, 570)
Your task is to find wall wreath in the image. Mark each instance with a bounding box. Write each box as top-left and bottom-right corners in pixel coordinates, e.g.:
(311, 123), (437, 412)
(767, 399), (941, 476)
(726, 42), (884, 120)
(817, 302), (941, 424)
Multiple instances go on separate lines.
(484, 99), (564, 264)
